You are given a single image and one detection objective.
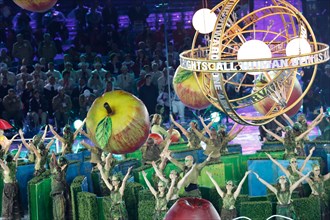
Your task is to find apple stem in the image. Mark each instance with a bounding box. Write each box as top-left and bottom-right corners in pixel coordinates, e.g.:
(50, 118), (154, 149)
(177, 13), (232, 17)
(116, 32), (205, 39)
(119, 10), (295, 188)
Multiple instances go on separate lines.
(104, 102), (113, 115)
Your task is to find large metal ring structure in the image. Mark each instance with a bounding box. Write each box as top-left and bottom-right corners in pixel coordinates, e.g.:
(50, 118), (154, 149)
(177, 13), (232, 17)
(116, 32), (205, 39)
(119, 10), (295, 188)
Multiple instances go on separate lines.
(179, 0), (329, 125)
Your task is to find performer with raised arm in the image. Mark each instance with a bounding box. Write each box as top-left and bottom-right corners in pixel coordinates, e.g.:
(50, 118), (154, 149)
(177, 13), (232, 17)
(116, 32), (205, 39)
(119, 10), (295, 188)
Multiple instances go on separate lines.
(262, 120), (321, 159)
(253, 171), (311, 219)
(49, 119), (85, 155)
(98, 165), (132, 220)
(150, 113), (169, 139)
(0, 144), (22, 219)
(163, 150), (213, 197)
(20, 128), (55, 176)
(49, 152), (70, 220)
(170, 114), (202, 149)
(274, 110), (323, 156)
(141, 129), (172, 165)
(299, 165), (330, 220)
(206, 170), (251, 220)
(142, 168), (177, 220)
(265, 147), (314, 197)
(151, 161), (180, 208)
(0, 132), (18, 158)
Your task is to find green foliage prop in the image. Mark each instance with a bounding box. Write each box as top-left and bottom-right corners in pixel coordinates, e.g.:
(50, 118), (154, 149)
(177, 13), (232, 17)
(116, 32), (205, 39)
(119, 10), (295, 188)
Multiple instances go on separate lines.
(77, 192), (98, 220)
(239, 201), (272, 220)
(70, 175), (86, 220)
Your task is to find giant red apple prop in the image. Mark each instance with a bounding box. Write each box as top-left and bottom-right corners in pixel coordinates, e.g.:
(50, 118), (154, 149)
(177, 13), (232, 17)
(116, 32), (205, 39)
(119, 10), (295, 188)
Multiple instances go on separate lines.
(173, 66), (211, 110)
(13, 0), (57, 13)
(253, 75), (303, 117)
(86, 91), (150, 154)
(164, 197), (220, 220)
(148, 133), (163, 145)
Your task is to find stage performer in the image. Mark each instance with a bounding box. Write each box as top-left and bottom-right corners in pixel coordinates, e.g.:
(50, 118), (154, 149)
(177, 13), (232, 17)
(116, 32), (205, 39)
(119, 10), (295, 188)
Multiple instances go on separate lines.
(150, 113), (169, 139)
(265, 147), (315, 197)
(0, 144), (22, 219)
(206, 170), (251, 220)
(253, 171), (310, 219)
(49, 119), (85, 155)
(170, 114), (202, 149)
(142, 169), (177, 220)
(163, 150), (213, 197)
(20, 128), (55, 176)
(98, 165), (133, 220)
(301, 165), (330, 220)
(50, 152), (70, 220)
(262, 123), (319, 159)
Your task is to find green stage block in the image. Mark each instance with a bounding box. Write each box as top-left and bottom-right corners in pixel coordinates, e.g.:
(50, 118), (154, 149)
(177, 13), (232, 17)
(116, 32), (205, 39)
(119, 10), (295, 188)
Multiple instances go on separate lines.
(91, 171), (101, 196)
(126, 150), (142, 160)
(134, 166), (155, 187)
(198, 162), (226, 188)
(70, 176), (87, 220)
(293, 197), (321, 220)
(239, 201), (272, 220)
(169, 142), (190, 151)
(77, 192), (98, 220)
(28, 178), (52, 220)
(97, 196), (112, 220)
(221, 153), (242, 183)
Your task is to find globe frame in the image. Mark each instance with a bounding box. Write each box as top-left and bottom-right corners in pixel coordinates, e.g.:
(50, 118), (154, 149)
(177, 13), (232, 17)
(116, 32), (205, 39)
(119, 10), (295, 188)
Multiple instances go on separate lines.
(179, 0), (329, 125)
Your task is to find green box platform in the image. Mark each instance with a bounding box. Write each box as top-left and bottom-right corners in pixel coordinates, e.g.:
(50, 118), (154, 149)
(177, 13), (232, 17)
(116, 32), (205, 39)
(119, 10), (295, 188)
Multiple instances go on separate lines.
(28, 177), (52, 220)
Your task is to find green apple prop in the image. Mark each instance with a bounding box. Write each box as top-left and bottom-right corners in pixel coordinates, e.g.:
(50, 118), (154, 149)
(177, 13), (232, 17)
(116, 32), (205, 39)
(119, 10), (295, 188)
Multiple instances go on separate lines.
(13, 0), (58, 13)
(86, 91), (150, 154)
(173, 66), (211, 110)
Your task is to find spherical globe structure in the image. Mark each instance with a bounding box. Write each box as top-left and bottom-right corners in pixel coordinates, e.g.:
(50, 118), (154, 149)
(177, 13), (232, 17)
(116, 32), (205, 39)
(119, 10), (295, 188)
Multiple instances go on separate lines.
(178, 0), (329, 125)
(192, 8), (217, 34)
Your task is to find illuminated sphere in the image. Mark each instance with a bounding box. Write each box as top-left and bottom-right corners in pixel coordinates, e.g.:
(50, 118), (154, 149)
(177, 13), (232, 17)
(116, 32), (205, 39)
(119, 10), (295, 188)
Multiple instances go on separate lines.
(286, 38), (312, 56)
(13, 0), (57, 13)
(192, 8), (217, 34)
(237, 40), (272, 75)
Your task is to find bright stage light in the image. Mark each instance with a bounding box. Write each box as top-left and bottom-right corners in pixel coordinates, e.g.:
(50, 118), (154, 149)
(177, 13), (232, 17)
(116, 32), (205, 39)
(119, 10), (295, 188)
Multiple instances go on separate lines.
(73, 119), (83, 130)
(210, 112), (221, 123)
(286, 37), (311, 56)
(237, 40), (272, 75)
(192, 8), (217, 34)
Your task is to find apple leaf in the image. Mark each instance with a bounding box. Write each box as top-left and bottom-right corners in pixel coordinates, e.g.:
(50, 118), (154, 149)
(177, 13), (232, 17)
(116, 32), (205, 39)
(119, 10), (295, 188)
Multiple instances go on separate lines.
(174, 70), (193, 84)
(95, 116), (112, 149)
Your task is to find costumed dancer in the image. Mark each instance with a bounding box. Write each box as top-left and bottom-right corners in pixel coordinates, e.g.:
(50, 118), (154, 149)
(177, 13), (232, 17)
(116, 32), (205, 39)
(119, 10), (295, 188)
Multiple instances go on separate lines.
(206, 170), (251, 220)
(20, 128), (55, 176)
(253, 171), (311, 219)
(163, 150), (213, 197)
(150, 114), (169, 139)
(98, 165), (133, 220)
(0, 144), (22, 220)
(274, 110), (323, 156)
(151, 161), (181, 208)
(0, 132), (18, 158)
(142, 169), (177, 220)
(262, 123), (319, 159)
(265, 147), (315, 197)
(301, 165), (330, 220)
(49, 119), (85, 155)
(170, 114), (202, 149)
(199, 116), (244, 153)
(141, 130), (172, 166)
(50, 152), (70, 220)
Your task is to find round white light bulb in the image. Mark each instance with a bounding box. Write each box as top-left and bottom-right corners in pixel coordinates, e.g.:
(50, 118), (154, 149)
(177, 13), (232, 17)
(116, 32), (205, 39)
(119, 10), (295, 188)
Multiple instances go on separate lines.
(286, 37), (311, 56)
(192, 8), (217, 34)
(237, 40), (272, 75)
